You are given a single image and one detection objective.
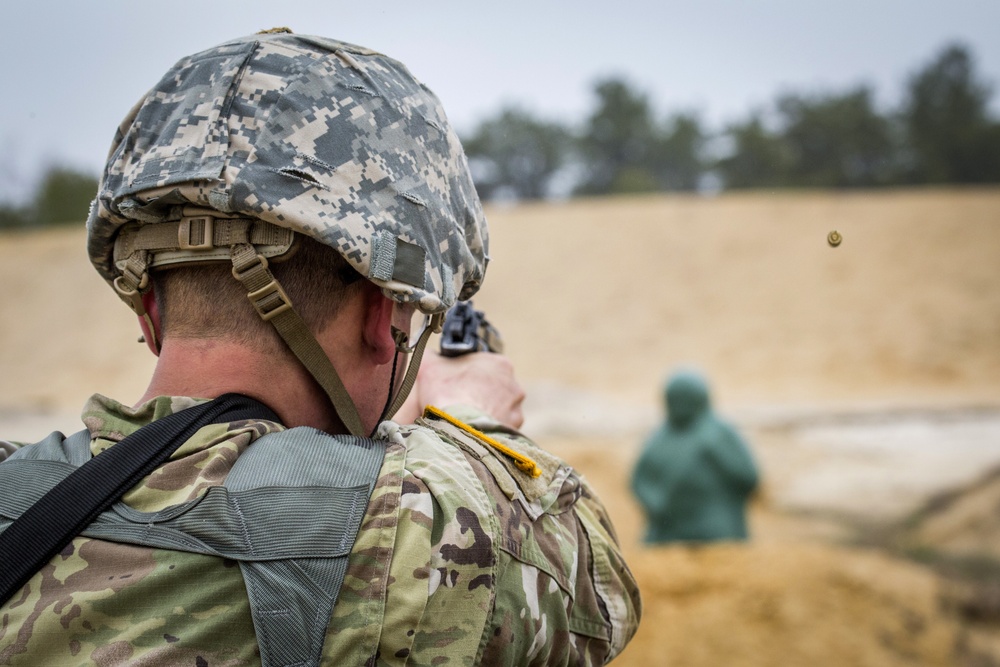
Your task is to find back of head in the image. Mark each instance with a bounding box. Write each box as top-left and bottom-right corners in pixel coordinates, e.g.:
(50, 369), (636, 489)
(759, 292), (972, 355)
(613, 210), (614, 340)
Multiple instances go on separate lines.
(664, 370), (711, 430)
(153, 235), (359, 349)
(85, 29), (489, 433)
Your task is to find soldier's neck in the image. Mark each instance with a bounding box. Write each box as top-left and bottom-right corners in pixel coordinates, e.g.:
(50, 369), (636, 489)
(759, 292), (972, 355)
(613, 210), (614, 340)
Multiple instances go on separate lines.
(136, 336), (341, 433)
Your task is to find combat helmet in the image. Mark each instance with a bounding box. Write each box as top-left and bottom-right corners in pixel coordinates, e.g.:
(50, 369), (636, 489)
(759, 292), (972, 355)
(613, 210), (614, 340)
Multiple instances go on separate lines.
(86, 29), (489, 436)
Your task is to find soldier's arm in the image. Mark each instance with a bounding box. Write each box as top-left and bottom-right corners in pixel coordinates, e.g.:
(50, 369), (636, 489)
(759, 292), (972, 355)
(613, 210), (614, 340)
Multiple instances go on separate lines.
(434, 406), (643, 664)
(399, 354), (641, 662)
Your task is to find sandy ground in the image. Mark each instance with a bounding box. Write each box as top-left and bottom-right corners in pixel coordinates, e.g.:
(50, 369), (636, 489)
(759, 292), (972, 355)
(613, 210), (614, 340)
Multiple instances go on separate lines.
(2, 188), (999, 664)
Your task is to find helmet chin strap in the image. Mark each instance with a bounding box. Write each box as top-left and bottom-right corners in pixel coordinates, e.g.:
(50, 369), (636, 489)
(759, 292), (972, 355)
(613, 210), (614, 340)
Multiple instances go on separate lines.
(377, 315), (443, 425)
(230, 243), (369, 436)
(231, 241), (443, 436)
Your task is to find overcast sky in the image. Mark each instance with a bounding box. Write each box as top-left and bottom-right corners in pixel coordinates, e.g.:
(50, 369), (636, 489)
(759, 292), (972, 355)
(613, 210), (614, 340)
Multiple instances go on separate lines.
(2, 1), (998, 201)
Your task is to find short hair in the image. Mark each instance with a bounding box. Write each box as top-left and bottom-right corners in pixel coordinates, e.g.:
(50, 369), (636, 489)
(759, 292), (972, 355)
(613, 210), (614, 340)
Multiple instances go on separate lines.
(153, 235), (363, 349)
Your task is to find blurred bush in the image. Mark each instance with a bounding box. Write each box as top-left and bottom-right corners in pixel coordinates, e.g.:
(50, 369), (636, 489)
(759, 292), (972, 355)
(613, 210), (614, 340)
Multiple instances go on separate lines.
(0, 166), (97, 230)
(462, 42), (1000, 200)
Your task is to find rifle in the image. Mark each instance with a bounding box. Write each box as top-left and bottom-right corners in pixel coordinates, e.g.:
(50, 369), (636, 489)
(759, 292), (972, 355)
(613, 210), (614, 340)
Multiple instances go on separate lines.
(439, 301), (504, 356)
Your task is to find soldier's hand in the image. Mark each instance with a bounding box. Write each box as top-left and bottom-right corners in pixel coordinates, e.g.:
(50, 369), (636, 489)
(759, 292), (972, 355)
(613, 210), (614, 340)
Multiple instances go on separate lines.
(395, 352), (525, 429)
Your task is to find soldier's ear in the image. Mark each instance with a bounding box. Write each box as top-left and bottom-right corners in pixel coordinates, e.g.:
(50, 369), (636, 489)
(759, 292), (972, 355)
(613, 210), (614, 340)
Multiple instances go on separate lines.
(138, 288), (162, 357)
(361, 285), (396, 365)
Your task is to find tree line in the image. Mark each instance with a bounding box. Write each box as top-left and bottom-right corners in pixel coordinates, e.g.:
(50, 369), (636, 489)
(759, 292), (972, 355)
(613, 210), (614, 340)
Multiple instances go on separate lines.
(2, 42), (998, 230)
(463, 43), (1000, 200)
(0, 167), (97, 230)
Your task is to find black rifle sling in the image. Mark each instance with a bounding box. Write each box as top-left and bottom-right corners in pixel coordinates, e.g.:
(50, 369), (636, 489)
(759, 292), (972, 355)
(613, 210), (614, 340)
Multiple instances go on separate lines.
(0, 393), (279, 607)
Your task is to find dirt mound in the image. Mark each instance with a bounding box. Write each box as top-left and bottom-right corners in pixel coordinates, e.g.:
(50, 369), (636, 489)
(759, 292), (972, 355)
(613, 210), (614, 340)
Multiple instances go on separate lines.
(617, 542), (968, 667)
(907, 467), (1000, 562)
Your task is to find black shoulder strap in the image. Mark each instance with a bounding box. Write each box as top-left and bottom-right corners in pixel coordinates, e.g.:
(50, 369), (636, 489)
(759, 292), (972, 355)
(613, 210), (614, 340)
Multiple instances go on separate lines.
(0, 393), (278, 607)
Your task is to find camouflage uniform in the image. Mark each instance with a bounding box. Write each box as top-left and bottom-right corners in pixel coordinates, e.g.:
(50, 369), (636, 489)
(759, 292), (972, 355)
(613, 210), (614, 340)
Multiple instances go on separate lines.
(0, 396), (640, 665)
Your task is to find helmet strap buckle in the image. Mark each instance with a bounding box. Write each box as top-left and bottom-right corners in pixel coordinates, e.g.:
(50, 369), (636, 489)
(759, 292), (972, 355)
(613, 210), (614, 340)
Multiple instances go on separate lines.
(177, 215), (215, 251)
(113, 251), (160, 352)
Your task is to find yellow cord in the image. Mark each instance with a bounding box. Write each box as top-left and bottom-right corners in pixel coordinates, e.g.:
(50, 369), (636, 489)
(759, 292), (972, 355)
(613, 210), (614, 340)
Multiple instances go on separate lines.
(424, 406), (541, 478)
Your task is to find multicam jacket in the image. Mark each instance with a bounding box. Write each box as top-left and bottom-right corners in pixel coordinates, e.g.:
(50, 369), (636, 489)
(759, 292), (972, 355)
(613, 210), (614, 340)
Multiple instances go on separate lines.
(0, 395), (641, 666)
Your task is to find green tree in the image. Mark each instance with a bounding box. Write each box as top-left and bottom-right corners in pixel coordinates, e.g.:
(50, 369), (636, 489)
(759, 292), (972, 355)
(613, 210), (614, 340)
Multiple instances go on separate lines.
(462, 107), (572, 201)
(576, 78), (660, 195)
(715, 115), (793, 189)
(777, 86), (898, 187)
(0, 203), (30, 230)
(32, 167), (98, 225)
(649, 112), (705, 191)
(718, 88), (898, 189)
(902, 43), (1000, 183)
(0, 166), (97, 230)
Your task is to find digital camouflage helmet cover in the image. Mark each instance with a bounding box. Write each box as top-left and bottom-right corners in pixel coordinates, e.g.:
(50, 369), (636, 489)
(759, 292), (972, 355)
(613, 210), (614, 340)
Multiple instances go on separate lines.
(86, 30), (489, 435)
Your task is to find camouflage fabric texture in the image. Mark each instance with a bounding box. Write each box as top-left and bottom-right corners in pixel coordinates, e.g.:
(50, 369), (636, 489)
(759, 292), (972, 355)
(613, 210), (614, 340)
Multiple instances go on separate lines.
(87, 32), (488, 315)
(0, 397), (641, 665)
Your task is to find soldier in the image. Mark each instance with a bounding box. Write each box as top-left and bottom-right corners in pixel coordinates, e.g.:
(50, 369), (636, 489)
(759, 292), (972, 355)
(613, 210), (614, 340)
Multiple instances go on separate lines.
(0, 30), (640, 665)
